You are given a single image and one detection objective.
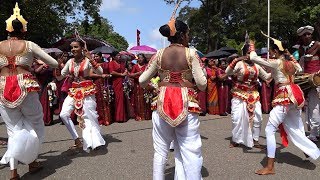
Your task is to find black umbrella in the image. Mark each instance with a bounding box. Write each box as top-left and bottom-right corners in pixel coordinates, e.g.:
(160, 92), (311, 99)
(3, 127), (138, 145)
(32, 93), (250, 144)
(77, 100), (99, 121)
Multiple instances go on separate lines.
(53, 36), (114, 51)
(218, 47), (238, 54)
(92, 46), (118, 54)
(205, 50), (231, 59)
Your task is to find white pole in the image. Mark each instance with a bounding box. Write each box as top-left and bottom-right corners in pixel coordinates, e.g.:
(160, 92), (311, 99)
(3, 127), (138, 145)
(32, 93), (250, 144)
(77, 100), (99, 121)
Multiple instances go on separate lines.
(267, 0), (270, 60)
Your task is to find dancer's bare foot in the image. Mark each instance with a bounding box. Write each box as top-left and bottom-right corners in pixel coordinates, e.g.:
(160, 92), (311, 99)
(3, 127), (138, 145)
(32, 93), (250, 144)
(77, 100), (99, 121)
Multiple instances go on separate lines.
(253, 141), (265, 150)
(69, 138), (83, 150)
(255, 157), (275, 175)
(229, 142), (239, 148)
(0, 140), (7, 145)
(28, 161), (43, 174)
(10, 169), (19, 180)
(255, 167), (275, 175)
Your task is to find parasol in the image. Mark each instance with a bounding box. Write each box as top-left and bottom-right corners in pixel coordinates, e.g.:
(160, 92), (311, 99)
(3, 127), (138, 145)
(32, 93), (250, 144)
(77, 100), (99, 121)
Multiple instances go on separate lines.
(205, 50), (231, 59)
(92, 46), (118, 54)
(129, 45), (157, 54)
(52, 36), (114, 52)
(119, 51), (136, 60)
(218, 47), (238, 54)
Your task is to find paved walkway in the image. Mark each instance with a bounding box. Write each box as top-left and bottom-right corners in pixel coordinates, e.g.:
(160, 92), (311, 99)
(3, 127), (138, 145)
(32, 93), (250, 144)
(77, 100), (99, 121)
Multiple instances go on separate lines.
(0, 114), (319, 179)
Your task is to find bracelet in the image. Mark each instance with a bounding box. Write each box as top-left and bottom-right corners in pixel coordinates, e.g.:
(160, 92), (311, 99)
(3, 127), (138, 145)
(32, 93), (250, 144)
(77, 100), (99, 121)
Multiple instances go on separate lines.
(289, 55), (297, 62)
(229, 58), (238, 69)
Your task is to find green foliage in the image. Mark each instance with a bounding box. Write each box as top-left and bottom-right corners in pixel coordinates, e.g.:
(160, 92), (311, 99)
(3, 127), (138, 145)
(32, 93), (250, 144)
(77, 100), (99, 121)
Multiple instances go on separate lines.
(164, 0), (320, 53)
(0, 0), (127, 50)
(68, 18), (128, 51)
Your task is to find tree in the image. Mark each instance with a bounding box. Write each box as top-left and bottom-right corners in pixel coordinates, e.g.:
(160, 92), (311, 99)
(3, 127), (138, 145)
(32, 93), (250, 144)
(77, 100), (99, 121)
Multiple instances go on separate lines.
(0, 0), (102, 47)
(163, 0), (320, 53)
(72, 18), (129, 51)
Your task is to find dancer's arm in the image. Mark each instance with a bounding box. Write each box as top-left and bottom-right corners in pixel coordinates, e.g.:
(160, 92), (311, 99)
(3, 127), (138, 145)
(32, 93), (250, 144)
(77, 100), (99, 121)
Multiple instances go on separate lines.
(250, 51), (278, 69)
(257, 64), (272, 81)
(30, 41), (58, 68)
(56, 59), (71, 81)
(190, 49), (207, 91)
(139, 53), (159, 88)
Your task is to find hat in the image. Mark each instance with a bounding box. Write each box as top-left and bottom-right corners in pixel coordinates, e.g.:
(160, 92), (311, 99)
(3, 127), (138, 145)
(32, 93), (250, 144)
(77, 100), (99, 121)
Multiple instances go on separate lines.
(297, 26), (314, 36)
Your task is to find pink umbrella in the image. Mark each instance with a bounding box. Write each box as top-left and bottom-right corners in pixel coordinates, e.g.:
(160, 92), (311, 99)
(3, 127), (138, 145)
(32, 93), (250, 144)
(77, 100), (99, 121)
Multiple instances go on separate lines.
(129, 45), (157, 55)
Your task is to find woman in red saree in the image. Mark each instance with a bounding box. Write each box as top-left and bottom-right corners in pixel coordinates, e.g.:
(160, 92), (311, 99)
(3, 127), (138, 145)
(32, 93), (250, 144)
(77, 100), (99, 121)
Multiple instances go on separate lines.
(109, 53), (128, 122)
(33, 59), (54, 125)
(216, 59), (232, 116)
(125, 59), (136, 119)
(206, 58), (219, 115)
(90, 52), (113, 125)
(130, 54), (152, 120)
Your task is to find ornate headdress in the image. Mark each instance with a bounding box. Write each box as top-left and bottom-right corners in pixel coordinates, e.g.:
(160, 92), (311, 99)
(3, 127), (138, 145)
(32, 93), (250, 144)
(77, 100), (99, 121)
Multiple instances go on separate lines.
(261, 31), (284, 51)
(6, 3), (28, 32)
(297, 25), (314, 36)
(241, 30), (250, 55)
(167, 0), (183, 36)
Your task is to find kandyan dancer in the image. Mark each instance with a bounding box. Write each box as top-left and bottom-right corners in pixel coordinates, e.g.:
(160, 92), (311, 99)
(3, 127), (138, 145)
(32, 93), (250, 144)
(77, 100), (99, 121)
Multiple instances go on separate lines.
(0, 3), (58, 179)
(58, 39), (105, 152)
(139, 11), (207, 179)
(226, 43), (271, 149)
(250, 36), (320, 175)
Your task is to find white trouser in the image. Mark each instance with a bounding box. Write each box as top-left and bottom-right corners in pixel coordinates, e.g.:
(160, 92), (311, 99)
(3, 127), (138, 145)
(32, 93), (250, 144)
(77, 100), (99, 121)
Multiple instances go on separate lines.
(60, 95), (105, 151)
(0, 92), (44, 170)
(231, 97), (262, 148)
(152, 111), (203, 180)
(306, 88), (320, 139)
(266, 104), (320, 159)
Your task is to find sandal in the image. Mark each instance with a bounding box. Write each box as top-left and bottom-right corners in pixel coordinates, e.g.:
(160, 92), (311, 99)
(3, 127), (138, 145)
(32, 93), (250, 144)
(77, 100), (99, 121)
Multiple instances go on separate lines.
(10, 174), (20, 180)
(28, 161), (43, 174)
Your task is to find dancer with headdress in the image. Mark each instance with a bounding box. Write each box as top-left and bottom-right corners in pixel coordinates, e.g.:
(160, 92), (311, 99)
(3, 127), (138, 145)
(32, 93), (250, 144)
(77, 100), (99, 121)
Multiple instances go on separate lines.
(0, 3), (58, 179)
(226, 39), (271, 149)
(57, 38), (105, 152)
(297, 25), (320, 142)
(250, 33), (320, 175)
(139, 1), (207, 179)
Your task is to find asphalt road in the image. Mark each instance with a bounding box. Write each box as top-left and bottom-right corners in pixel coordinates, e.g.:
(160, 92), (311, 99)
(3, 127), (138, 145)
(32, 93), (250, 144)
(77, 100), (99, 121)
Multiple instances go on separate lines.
(0, 114), (319, 179)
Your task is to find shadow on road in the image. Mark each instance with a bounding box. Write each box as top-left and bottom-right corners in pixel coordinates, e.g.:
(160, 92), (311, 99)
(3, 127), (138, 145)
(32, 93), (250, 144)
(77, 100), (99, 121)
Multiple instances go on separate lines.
(224, 136), (268, 154)
(164, 166), (209, 179)
(20, 134), (121, 180)
(108, 127), (152, 135)
(201, 135), (209, 140)
(259, 151), (317, 171)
